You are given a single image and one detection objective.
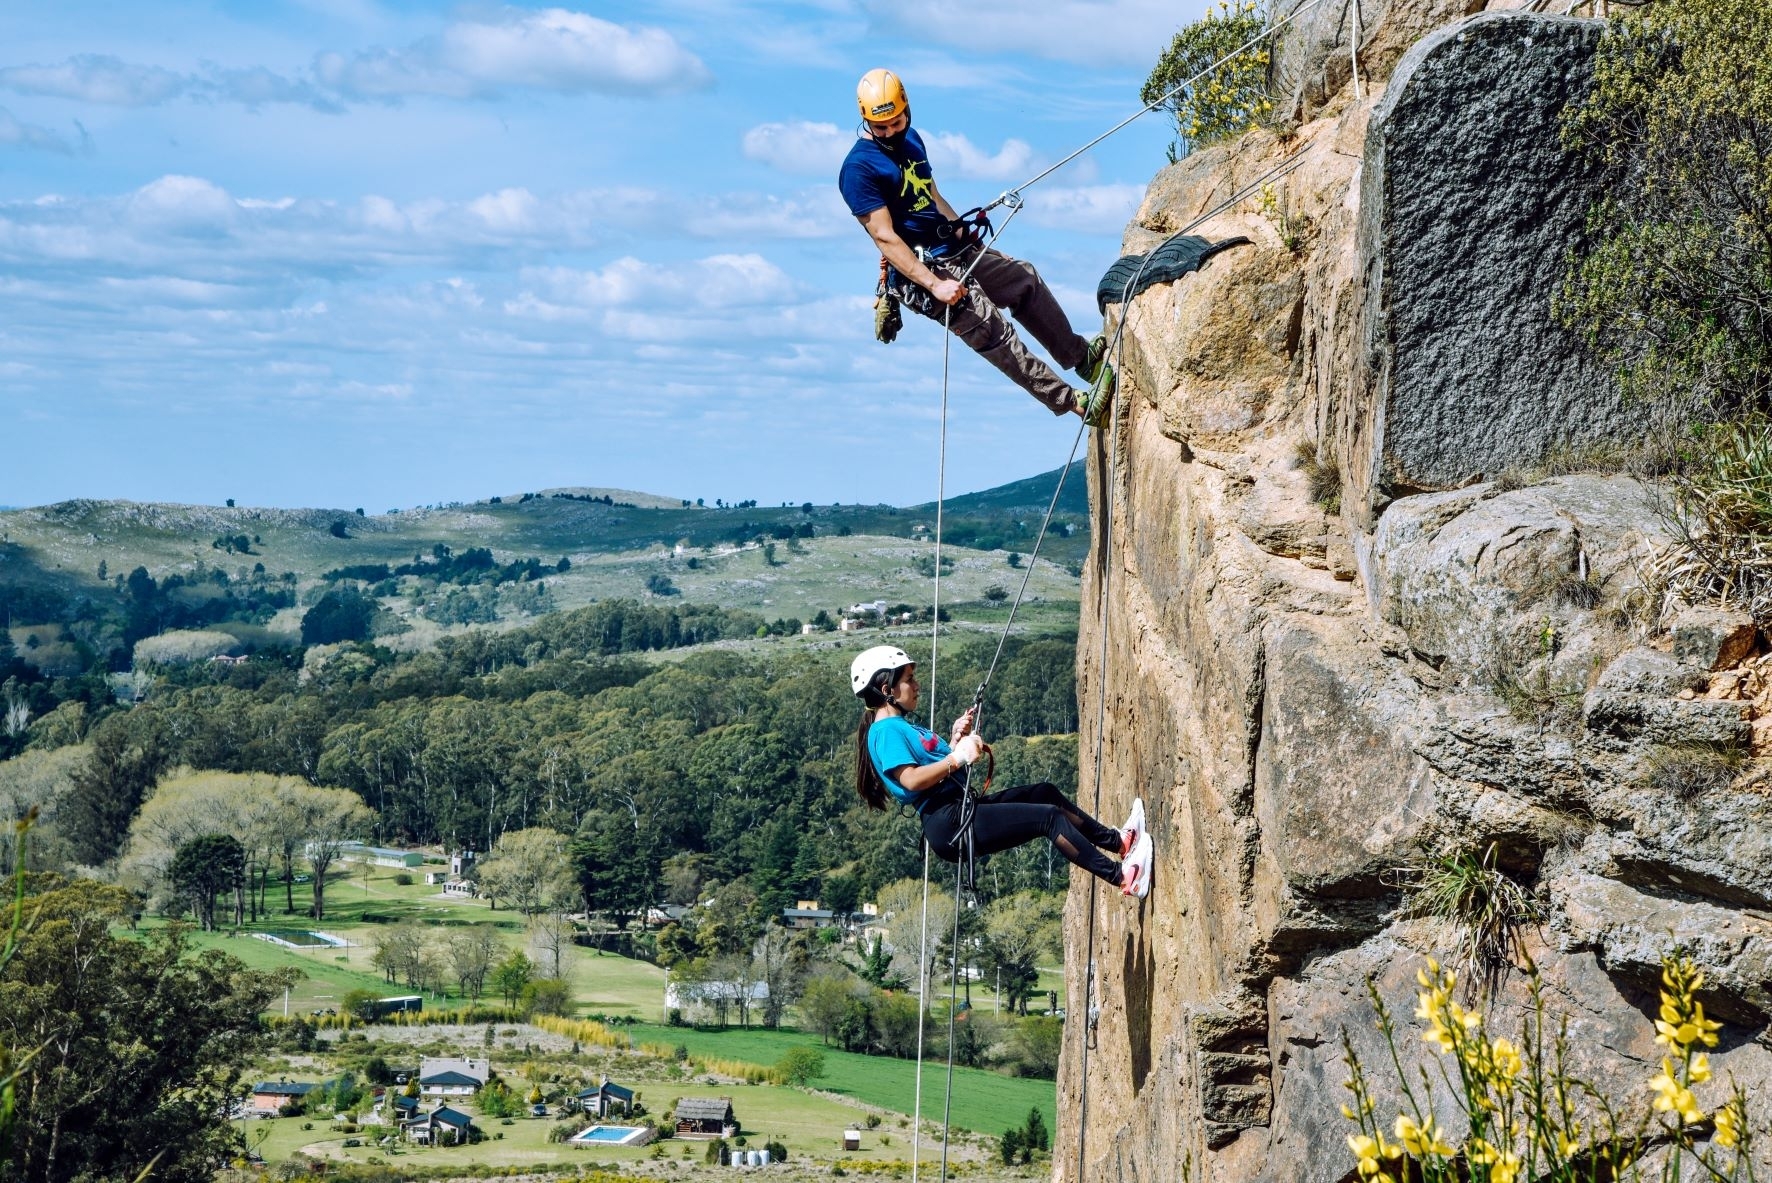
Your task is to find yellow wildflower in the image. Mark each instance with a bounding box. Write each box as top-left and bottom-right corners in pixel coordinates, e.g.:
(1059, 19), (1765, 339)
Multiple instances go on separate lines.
(1394, 1114), (1453, 1157)
(1556, 1127), (1581, 1158)
(1688, 1052), (1711, 1083)
(1714, 1099), (1742, 1150)
(1346, 1133), (1399, 1180)
(1649, 1059), (1705, 1125)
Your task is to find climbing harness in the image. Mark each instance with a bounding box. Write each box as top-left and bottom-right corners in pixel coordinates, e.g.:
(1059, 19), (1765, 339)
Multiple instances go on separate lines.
(896, 0), (1330, 1170)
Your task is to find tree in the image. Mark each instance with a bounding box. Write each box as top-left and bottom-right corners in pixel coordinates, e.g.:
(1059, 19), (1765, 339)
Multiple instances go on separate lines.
(169, 833), (246, 931)
(1560, 0), (1772, 418)
(491, 949), (534, 1007)
(800, 965), (863, 1045)
(301, 788), (374, 921)
(751, 924), (806, 1028)
(983, 585), (1009, 603)
(445, 926), (502, 1002)
(476, 827), (572, 918)
(982, 891), (1062, 1015)
(372, 923), (430, 988)
(521, 977), (572, 1017)
(530, 907), (575, 981)
(0, 876), (298, 1181)
(61, 705), (170, 866)
(1141, 0), (1272, 162)
(776, 1046), (826, 1087)
(342, 988), (382, 1024)
(301, 587), (375, 645)
(572, 810), (659, 930)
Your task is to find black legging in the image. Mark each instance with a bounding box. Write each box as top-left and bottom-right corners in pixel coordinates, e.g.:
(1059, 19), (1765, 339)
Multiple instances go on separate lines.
(919, 781), (1123, 885)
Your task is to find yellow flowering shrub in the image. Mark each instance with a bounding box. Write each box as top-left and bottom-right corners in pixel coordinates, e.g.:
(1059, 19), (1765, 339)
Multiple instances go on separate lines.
(1141, 1), (1274, 162)
(1341, 954), (1759, 1182)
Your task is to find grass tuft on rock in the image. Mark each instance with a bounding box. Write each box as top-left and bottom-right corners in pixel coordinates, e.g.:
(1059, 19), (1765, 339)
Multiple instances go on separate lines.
(1400, 843), (1543, 986)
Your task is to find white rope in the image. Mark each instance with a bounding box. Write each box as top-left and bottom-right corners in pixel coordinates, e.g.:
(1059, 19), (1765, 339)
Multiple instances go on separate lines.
(911, 842), (933, 1182)
(1350, 0), (1363, 101)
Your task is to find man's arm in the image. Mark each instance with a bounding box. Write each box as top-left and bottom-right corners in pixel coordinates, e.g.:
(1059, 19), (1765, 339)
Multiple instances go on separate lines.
(928, 180), (960, 223)
(858, 208), (963, 305)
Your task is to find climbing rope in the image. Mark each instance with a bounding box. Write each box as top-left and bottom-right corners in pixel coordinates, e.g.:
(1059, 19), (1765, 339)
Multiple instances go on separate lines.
(898, 3), (1330, 1172)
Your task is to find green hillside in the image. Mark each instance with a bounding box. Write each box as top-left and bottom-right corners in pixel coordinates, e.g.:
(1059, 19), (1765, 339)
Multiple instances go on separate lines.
(0, 466), (1086, 674)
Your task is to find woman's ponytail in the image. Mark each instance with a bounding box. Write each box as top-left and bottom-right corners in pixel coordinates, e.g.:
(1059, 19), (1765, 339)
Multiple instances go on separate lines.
(852, 672), (896, 811)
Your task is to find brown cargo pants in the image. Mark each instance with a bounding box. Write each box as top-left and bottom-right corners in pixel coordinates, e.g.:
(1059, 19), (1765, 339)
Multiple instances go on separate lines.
(894, 246), (1090, 416)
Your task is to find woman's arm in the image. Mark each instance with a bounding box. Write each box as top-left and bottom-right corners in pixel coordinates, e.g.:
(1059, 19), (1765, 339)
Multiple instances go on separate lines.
(889, 753), (965, 795)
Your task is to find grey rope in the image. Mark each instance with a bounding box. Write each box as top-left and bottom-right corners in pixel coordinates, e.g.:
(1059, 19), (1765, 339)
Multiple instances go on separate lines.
(939, 856), (965, 1182)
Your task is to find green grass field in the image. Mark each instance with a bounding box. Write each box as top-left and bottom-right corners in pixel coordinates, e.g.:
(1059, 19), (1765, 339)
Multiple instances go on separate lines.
(623, 1023), (1053, 1138)
(143, 863), (667, 1016)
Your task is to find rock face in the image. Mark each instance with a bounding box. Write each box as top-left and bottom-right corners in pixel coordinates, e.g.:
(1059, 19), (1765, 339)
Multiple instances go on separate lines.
(1344, 13), (1660, 527)
(1060, 8), (1772, 1183)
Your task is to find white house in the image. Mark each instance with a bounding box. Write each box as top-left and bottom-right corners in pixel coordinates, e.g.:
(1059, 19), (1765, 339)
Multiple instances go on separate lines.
(417, 1057), (489, 1099)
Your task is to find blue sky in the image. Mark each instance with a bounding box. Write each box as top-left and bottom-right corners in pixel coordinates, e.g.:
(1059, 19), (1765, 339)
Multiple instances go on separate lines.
(0, 1), (1206, 511)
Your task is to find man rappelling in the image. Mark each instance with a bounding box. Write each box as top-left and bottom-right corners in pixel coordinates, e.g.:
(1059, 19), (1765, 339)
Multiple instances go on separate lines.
(839, 69), (1116, 427)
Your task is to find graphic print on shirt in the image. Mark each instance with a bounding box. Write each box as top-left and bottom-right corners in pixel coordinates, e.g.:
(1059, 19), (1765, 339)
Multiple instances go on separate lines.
(900, 160), (935, 212)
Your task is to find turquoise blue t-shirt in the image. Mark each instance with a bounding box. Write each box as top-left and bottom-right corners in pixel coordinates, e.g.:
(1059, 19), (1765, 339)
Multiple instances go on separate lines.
(867, 715), (952, 813)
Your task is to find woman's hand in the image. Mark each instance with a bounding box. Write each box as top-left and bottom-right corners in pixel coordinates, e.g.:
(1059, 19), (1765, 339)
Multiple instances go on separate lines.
(950, 706), (977, 745)
(950, 734), (986, 767)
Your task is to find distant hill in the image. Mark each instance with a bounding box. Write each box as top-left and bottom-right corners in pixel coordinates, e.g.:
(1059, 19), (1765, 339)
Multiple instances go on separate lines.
(0, 466), (1087, 669)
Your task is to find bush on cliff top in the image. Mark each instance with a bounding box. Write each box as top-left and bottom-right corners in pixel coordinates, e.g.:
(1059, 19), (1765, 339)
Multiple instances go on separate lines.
(1142, 1), (1273, 162)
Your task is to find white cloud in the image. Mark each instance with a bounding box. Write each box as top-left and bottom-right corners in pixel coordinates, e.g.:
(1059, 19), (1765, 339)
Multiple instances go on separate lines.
(317, 7), (711, 100)
(513, 253), (796, 315)
(1025, 183), (1146, 235)
(0, 54), (337, 112)
(923, 132), (1039, 183)
(0, 54), (187, 106)
(0, 9), (707, 113)
(742, 120), (853, 175)
(880, 0), (1196, 68)
(0, 107), (72, 154)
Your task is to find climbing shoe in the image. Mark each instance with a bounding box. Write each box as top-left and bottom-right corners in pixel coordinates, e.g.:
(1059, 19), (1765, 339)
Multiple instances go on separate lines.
(1077, 335), (1116, 427)
(1077, 333), (1111, 385)
(1120, 830), (1153, 899)
(1120, 797), (1146, 857)
(1078, 381), (1114, 429)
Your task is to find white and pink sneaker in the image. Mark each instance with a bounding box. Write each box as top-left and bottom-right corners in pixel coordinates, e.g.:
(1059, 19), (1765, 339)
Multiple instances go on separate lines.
(1119, 797), (1146, 857)
(1120, 829), (1153, 899)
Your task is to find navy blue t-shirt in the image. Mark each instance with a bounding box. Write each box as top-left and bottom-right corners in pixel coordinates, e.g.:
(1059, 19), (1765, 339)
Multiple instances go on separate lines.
(838, 128), (950, 254)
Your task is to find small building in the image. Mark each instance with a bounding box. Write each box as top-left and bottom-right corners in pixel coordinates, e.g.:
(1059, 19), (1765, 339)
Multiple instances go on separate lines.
(782, 906), (836, 929)
(364, 846), (425, 869)
(249, 1081), (316, 1115)
(576, 1077), (635, 1118)
(418, 1056), (489, 1099)
(450, 849), (476, 877)
(443, 880), (477, 898)
(843, 1129), (863, 1151)
(674, 1096), (738, 1139)
(407, 1104), (477, 1146)
(425, 870), (448, 886)
(838, 618), (865, 632)
(800, 622), (818, 635)
(384, 1092), (420, 1123)
(369, 995), (422, 1019)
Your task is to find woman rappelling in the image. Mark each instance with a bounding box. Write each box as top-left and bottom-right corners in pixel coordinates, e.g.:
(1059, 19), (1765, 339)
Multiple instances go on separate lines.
(849, 644), (1152, 896)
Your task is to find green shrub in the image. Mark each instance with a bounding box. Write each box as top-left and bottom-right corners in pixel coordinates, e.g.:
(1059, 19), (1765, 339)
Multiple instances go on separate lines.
(393, 872), (413, 886)
(1142, 1), (1272, 162)
(1559, 0), (1772, 421)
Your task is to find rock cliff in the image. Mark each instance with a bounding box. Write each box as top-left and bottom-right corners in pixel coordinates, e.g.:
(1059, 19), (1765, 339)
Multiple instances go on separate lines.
(1061, 7), (1771, 1181)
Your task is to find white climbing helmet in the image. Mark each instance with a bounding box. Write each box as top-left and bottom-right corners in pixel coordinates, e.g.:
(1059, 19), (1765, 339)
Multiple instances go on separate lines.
(850, 645), (912, 697)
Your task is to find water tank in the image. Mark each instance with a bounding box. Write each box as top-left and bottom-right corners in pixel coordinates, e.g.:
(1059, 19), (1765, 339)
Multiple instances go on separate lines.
(730, 1149), (744, 1168)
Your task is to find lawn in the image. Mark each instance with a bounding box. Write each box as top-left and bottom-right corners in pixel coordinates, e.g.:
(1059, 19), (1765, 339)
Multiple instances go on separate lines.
(144, 863), (665, 1017)
(624, 1023), (1054, 1138)
(240, 1082), (913, 1169)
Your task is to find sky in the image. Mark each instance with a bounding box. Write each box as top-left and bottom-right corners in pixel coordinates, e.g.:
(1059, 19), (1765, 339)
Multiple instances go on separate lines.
(0, 0), (1208, 512)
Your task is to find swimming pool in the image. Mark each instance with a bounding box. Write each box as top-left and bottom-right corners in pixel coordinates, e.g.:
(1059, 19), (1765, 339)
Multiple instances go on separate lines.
(569, 1125), (653, 1147)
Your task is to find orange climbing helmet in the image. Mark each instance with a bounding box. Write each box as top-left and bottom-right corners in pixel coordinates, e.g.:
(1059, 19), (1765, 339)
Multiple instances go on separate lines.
(856, 68), (908, 124)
